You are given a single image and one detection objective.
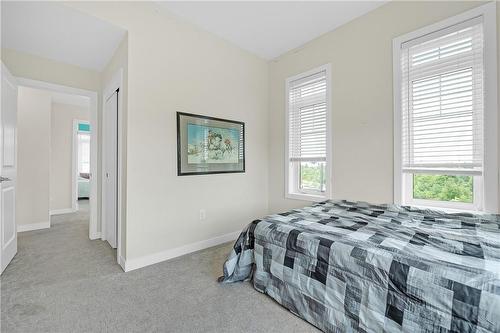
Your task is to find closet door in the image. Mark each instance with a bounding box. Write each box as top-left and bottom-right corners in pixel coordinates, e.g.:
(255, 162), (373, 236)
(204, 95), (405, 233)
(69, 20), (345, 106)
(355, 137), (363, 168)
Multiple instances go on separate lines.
(103, 90), (118, 249)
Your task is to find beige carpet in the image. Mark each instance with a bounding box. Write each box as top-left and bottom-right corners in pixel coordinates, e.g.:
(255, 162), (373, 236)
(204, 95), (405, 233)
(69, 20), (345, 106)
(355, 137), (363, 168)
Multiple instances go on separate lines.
(1, 200), (319, 332)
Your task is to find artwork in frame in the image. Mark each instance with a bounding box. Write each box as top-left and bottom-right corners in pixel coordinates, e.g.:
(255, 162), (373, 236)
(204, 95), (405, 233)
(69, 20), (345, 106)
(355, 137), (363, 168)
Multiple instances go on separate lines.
(177, 112), (245, 176)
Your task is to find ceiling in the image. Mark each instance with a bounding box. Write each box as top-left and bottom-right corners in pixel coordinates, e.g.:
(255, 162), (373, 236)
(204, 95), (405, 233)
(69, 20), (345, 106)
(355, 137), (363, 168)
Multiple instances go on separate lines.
(1, 1), (126, 71)
(160, 1), (387, 60)
(1, 1), (386, 70)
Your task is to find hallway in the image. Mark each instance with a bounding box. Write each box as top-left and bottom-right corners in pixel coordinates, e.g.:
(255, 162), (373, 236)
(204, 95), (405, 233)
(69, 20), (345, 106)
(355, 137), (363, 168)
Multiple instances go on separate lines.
(1, 200), (120, 331)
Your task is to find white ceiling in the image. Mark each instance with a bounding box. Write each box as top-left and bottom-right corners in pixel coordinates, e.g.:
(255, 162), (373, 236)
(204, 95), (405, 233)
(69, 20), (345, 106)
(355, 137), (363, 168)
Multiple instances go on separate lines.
(1, 1), (126, 71)
(1, 1), (386, 69)
(160, 1), (387, 60)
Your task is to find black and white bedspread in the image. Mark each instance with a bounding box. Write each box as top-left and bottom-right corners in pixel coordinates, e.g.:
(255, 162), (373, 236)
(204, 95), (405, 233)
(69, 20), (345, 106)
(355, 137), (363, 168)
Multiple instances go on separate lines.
(219, 200), (500, 333)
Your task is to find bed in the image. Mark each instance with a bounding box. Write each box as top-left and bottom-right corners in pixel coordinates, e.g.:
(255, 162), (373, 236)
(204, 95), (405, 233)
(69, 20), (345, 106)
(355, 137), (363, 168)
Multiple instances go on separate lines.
(78, 174), (90, 199)
(219, 200), (500, 333)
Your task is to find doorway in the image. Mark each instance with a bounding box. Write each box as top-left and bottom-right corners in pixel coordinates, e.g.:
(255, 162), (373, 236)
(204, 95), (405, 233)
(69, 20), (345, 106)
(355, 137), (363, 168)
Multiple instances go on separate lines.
(73, 119), (91, 214)
(16, 78), (99, 240)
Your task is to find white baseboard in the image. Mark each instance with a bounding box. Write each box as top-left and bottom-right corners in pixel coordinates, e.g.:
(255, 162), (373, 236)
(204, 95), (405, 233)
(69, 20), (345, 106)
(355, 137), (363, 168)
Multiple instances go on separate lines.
(118, 255), (126, 271)
(49, 208), (76, 216)
(89, 232), (101, 240)
(123, 230), (240, 272)
(18, 221), (50, 232)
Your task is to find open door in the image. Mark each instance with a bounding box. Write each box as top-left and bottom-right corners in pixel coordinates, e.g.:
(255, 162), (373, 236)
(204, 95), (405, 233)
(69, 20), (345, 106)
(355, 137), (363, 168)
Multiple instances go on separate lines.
(1, 63), (18, 274)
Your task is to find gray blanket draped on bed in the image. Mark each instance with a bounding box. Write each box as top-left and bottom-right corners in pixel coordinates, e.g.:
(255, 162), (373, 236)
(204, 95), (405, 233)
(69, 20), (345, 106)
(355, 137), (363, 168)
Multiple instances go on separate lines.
(219, 200), (500, 333)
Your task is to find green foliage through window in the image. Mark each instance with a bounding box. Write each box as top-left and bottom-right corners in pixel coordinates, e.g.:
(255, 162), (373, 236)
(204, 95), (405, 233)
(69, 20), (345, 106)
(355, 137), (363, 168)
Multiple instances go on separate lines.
(413, 174), (473, 203)
(300, 162), (326, 192)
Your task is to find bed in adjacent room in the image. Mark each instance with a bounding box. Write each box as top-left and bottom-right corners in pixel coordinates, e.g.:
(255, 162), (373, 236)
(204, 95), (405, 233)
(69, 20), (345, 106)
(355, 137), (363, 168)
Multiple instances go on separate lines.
(220, 200), (500, 333)
(78, 173), (90, 199)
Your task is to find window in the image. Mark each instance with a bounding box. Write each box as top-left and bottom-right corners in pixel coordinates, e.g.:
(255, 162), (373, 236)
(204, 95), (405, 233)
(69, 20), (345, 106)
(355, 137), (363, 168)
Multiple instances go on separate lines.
(77, 124), (90, 174)
(286, 64), (331, 201)
(394, 3), (498, 212)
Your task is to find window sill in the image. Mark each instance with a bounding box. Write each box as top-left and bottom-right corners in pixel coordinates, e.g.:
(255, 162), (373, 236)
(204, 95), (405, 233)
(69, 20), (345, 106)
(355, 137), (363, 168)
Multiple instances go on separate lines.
(405, 203), (484, 215)
(286, 192), (327, 202)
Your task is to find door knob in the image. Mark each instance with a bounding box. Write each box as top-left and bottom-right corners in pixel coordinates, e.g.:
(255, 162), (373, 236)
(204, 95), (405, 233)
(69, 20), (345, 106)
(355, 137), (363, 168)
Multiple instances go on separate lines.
(0, 176), (11, 183)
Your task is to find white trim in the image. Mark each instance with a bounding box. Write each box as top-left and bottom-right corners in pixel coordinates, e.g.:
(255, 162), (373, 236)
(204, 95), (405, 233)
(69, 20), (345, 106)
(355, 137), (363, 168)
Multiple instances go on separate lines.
(481, 3), (498, 213)
(286, 192), (328, 202)
(90, 232), (101, 240)
(392, 2), (498, 212)
(17, 221), (50, 232)
(49, 208), (75, 216)
(284, 63), (332, 202)
(123, 231), (240, 272)
(15, 78), (101, 235)
(405, 204), (489, 215)
(403, 173), (483, 212)
(393, 34), (403, 205)
(118, 255), (126, 269)
(102, 68), (124, 268)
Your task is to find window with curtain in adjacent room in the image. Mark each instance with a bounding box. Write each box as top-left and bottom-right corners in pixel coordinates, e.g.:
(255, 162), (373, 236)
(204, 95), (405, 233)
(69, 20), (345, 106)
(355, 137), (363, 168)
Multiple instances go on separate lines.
(78, 132), (90, 174)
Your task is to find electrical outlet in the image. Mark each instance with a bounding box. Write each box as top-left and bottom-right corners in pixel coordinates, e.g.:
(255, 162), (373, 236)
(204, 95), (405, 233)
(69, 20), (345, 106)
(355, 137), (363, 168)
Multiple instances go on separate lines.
(199, 209), (206, 221)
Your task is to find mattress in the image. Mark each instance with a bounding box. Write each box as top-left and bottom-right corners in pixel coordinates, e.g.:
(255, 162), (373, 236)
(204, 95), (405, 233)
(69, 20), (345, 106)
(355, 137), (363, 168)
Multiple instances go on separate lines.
(78, 176), (90, 198)
(219, 200), (500, 333)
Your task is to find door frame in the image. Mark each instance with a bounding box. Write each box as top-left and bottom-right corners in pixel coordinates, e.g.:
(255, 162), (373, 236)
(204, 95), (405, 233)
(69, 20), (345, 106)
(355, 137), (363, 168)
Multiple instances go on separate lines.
(16, 78), (100, 240)
(102, 68), (124, 269)
(72, 119), (90, 212)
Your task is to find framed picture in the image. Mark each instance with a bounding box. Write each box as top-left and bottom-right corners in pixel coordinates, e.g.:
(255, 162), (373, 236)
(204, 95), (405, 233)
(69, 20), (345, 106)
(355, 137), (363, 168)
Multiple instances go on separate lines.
(177, 112), (245, 176)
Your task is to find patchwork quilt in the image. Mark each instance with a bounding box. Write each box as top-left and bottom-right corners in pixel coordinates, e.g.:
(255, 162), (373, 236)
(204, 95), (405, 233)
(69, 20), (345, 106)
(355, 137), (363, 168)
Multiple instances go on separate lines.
(219, 200), (500, 333)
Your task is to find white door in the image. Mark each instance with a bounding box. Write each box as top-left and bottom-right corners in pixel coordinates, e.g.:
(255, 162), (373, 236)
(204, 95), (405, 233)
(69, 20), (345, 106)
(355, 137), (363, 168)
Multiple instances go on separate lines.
(0, 63), (18, 274)
(104, 90), (118, 248)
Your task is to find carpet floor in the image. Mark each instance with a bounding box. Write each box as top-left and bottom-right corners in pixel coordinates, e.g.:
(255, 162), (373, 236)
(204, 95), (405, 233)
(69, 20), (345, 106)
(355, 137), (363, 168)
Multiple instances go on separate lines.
(1, 201), (319, 332)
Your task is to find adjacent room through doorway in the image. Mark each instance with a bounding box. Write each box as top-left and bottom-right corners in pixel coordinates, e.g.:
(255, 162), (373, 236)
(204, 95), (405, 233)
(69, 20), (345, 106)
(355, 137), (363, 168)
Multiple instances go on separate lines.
(15, 84), (97, 236)
(76, 121), (91, 207)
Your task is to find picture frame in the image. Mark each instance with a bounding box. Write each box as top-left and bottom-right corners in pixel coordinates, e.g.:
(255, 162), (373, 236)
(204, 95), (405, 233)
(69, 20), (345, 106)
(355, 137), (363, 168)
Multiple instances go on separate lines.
(176, 112), (245, 176)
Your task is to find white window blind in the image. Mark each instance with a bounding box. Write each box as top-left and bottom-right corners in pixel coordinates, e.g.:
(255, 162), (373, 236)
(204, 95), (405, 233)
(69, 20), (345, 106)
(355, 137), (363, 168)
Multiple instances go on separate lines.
(400, 17), (484, 175)
(288, 70), (327, 162)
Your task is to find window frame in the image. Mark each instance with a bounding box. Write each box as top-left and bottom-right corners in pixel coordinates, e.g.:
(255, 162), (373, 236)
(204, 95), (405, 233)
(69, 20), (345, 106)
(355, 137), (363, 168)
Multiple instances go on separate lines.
(285, 64), (332, 202)
(78, 131), (91, 174)
(403, 173), (482, 211)
(393, 2), (498, 213)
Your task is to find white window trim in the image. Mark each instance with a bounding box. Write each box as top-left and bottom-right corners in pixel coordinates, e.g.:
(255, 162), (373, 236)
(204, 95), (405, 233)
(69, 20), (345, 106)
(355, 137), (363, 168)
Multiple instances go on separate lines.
(77, 122), (91, 174)
(393, 2), (498, 213)
(285, 64), (332, 202)
(403, 173), (483, 212)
